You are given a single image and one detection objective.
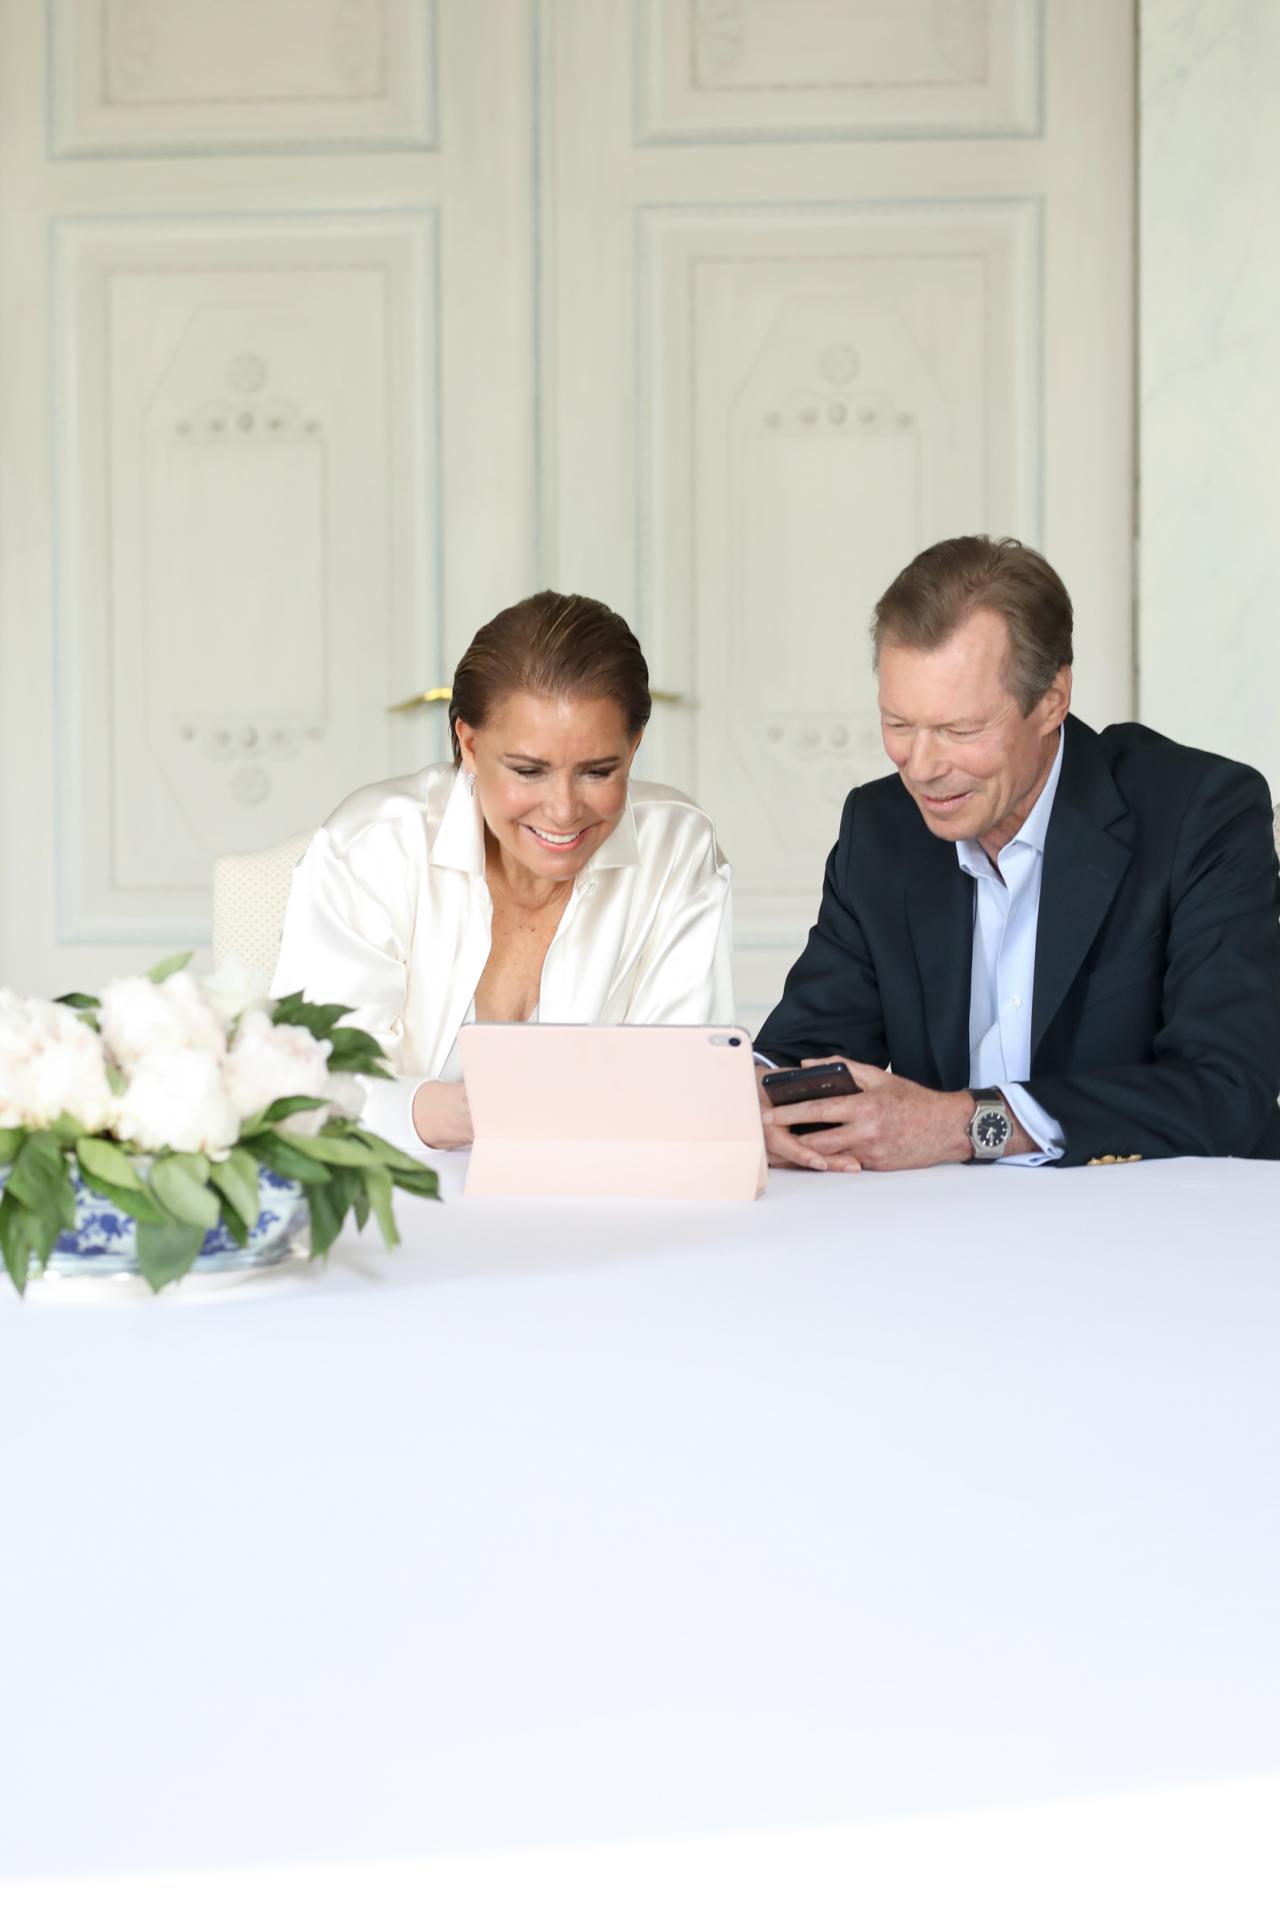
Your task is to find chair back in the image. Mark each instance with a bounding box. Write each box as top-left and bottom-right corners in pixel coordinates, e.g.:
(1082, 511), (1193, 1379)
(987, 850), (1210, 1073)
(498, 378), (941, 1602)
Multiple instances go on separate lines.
(212, 833), (313, 975)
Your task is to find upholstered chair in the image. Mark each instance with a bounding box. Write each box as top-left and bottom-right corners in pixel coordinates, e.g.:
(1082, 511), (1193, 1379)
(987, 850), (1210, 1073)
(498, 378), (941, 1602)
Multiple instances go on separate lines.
(212, 834), (313, 975)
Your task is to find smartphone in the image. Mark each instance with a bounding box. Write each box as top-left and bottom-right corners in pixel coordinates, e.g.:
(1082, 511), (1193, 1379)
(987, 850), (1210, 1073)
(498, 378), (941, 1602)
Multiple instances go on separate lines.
(761, 1061), (856, 1133)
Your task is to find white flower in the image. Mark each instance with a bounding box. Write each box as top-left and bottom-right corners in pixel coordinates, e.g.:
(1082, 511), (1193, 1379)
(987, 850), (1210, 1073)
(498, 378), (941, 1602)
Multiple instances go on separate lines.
(0, 994), (116, 1134)
(0, 993), (32, 1130)
(200, 955), (271, 1028)
(114, 1049), (240, 1156)
(325, 1072), (366, 1121)
(100, 972), (226, 1071)
(222, 1011), (333, 1134)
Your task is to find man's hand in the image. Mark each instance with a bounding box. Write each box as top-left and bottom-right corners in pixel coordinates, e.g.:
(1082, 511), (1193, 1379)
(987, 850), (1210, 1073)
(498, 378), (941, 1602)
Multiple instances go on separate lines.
(756, 1061), (856, 1171)
(760, 1057), (992, 1172)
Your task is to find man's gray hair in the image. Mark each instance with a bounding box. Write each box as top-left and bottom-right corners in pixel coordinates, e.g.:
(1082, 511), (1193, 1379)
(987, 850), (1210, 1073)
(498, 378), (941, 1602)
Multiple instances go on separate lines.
(871, 535), (1074, 715)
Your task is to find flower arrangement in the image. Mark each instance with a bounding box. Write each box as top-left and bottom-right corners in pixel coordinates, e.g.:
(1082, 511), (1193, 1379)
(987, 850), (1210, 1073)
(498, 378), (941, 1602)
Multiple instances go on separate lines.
(0, 954), (437, 1294)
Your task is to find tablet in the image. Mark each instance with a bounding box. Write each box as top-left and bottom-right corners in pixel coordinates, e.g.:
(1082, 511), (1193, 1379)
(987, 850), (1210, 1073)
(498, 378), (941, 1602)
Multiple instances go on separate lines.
(457, 1024), (767, 1202)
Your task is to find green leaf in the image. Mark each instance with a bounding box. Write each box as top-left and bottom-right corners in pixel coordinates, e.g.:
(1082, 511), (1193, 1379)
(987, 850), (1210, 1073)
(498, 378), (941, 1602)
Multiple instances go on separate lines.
(0, 1192), (32, 1293)
(325, 1025), (383, 1056)
(54, 991), (101, 1011)
(351, 1060), (393, 1082)
(352, 1185), (370, 1232)
(217, 1194), (249, 1250)
(168, 1151), (210, 1185)
(7, 1132), (77, 1233)
(247, 1133), (331, 1187)
(77, 1168), (167, 1224)
(363, 1163), (399, 1250)
(148, 1157), (221, 1231)
(276, 1130), (378, 1168)
(0, 1128), (24, 1167)
(146, 951), (193, 985)
(76, 1137), (145, 1192)
(49, 1112), (86, 1144)
(325, 1032), (392, 1074)
(25, 1207), (61, 1266)
(136, 1220), (205, 1291)
(271, 998), (352, 1038)
(260, 1095), (329, 1125)
(328, 1165), (360, 1221)
(106, 1063), (127, 1096)
(208, 1148), (260, 1233)
(351, 1129), (432, 1176)
(306, 1181), (345, 1260)
(390, 1166), (440, 1202)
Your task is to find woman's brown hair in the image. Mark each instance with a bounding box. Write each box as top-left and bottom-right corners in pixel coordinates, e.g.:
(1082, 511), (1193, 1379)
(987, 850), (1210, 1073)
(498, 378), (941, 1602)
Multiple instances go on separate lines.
(449, 590), (651, 764)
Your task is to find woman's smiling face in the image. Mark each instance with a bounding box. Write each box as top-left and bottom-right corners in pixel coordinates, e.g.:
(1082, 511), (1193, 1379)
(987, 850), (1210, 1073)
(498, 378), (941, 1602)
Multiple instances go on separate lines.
(455, 690), (641, 883)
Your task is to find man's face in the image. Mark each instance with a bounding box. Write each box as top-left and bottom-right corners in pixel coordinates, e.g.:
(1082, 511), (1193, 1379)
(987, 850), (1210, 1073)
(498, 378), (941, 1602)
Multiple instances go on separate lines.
(877, 606), (1070, 853)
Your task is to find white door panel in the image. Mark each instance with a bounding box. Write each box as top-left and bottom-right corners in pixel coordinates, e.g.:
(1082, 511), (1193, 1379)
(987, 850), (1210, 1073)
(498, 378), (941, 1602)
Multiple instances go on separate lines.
(1, 0), (534, 994)
(58, 223), (437, 942)
(51, 0), (436, 154)
(640, 0), (1040, 139)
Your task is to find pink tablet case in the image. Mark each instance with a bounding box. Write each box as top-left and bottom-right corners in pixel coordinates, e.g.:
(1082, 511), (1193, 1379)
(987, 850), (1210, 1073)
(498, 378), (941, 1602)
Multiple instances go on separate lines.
(458, 1024), (767, 1202)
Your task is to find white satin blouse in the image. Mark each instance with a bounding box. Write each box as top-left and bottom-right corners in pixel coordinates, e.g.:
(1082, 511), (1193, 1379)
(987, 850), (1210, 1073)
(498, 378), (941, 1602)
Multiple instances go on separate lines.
(271, 764), (735, 1148)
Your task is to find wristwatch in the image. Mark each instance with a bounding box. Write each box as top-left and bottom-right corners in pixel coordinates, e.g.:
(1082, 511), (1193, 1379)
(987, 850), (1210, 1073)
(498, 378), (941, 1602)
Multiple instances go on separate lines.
(967, 1087), (1013, 1162)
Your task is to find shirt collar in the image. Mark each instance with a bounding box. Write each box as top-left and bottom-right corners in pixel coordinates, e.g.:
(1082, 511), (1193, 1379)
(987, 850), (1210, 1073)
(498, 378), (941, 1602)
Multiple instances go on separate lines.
(955, 726), (1065, 876)
(429, 767), (487, 876)
(428, 767), (640, 881)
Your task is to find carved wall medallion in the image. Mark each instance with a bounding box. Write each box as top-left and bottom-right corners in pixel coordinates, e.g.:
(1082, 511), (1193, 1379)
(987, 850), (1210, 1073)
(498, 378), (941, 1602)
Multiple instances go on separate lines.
(929, 0), (990, 81)
(694, 0), (744, 83)
(107, 0), (159, 98)
(331, 0), (386, 96)
(231, 765), (272, 806)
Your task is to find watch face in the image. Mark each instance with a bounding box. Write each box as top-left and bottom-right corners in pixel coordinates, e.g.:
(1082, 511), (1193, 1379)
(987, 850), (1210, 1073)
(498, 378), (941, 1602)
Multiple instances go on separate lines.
(974, 1108), (1013, 1151)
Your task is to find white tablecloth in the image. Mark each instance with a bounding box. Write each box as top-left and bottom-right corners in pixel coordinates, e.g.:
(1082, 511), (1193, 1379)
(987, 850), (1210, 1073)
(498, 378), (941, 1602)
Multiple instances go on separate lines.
(2, 1156), (1279, 1917)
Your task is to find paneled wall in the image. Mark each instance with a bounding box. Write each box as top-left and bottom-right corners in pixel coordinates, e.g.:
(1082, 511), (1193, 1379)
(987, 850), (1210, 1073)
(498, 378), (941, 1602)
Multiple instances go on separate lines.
(1, 1), (1135, 1018)
(1139, 0), (1280, 786)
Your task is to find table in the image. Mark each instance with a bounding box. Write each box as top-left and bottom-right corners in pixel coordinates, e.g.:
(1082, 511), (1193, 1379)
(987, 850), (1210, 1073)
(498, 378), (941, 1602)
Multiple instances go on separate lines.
(2, 1156), (1279, 1917)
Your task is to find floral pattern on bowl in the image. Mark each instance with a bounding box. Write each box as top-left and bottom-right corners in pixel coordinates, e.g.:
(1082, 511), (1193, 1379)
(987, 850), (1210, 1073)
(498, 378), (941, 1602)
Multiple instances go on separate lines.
(43, 1166), (307, 1276)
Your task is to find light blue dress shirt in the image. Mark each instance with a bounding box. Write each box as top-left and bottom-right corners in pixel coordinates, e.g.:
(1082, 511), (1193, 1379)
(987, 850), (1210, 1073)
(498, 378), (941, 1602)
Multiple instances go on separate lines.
(956, 730), (1066, 1165)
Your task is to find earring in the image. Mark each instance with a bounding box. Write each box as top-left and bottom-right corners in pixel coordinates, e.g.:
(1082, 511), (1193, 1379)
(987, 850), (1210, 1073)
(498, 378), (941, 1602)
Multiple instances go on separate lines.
(466, 770), (476, 797)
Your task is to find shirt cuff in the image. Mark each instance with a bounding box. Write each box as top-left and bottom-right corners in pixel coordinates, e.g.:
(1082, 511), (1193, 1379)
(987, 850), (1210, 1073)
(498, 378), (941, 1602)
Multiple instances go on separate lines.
(999, 1083), (1065, 1166)
(354, 1072), (428, 1158)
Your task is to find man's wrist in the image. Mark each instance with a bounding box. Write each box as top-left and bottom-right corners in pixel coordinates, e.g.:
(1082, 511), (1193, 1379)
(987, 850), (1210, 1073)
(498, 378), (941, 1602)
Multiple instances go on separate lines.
(953, 1090), (978, 1163)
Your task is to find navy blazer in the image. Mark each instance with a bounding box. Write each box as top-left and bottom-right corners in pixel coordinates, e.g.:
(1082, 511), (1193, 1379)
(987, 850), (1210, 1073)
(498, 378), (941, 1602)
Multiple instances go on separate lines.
(755, 714), (1280, 1164)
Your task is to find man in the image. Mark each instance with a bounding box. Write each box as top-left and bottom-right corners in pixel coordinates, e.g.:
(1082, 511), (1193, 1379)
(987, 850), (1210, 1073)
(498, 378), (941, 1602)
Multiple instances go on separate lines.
(755, 535), (1280, 1171)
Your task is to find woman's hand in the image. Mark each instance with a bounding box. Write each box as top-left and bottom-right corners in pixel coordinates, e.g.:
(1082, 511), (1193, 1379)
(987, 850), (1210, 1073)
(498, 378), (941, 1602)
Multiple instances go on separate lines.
(411, 1079), (474, 1150)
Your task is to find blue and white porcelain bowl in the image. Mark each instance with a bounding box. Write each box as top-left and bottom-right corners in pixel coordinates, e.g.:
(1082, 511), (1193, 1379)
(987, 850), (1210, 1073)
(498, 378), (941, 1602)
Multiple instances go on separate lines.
(28, 1165), (309, 1294)
(43, 1159), (307, 1267)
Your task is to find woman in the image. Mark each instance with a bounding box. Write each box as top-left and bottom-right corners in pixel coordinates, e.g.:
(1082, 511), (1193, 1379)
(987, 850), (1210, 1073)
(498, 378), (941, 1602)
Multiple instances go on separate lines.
(272, 591), (734, 1148)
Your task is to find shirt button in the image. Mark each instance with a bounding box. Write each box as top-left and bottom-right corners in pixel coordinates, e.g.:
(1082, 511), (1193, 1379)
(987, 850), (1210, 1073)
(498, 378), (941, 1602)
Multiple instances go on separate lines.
(1010, 994), (1022, 1009)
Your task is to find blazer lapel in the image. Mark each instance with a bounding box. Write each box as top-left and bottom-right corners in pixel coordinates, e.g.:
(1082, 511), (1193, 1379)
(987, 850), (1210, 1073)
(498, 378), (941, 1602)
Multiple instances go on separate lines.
(906, 848), (974, 1088)
(1031, 715), (1133, 1058)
